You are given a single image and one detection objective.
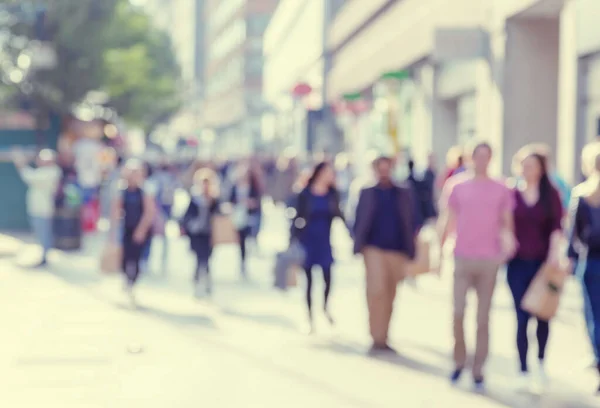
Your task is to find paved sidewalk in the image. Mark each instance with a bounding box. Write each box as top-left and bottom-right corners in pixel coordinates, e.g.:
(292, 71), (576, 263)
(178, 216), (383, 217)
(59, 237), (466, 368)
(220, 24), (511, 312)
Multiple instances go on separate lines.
(2, 209), (600, 407)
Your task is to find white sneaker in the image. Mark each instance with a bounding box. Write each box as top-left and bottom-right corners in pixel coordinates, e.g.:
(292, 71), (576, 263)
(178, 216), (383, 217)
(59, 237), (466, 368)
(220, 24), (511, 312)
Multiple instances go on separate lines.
(532, 361), (548, 393)
(194, 280), (205, 298)
(125, 284), (136, 307)
(515, 372), (531, 392)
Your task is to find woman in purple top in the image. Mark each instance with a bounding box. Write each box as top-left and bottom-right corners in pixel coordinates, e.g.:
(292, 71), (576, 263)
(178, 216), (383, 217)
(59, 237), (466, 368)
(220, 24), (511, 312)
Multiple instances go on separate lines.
(508, 150), (563, 390)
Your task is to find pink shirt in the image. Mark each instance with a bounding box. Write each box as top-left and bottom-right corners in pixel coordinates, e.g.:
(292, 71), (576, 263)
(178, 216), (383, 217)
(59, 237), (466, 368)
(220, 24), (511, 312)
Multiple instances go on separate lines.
(445, 176), (514, 260)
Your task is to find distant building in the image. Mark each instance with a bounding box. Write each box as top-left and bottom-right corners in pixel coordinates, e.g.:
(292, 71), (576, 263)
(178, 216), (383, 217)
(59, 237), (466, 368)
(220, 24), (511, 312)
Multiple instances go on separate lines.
(203, 0), (279, 155)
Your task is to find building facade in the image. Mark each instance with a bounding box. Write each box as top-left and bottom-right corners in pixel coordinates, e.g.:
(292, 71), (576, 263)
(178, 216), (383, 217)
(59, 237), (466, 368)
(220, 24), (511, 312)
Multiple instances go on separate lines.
(263, 0), (347, 155)
(204, 0), (279, 155)
(326, 0), (588, 182)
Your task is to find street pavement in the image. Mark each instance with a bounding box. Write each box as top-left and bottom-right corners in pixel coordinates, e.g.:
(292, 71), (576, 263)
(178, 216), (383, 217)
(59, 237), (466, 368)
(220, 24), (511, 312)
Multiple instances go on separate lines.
(2, 203), (600, 407)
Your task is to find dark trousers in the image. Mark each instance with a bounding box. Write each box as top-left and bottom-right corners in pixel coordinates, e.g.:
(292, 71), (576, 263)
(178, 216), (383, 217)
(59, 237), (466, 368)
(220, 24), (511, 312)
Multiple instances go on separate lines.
(506, 258), (549, 372)
(192, 234), (212, 282)
(304, 265), (332, 317)
(122, 229), (145, 285)
(583, 258), (600, 363)
(238, 227), (250, 262)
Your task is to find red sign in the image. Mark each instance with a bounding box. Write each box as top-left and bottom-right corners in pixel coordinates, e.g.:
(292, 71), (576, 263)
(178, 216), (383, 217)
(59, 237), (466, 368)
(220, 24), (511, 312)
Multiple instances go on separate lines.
(292, 83), (312, 97)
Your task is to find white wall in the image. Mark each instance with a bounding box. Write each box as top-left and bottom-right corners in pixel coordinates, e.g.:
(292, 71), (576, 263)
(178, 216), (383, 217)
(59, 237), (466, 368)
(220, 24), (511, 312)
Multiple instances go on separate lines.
(263, 0), (323, 104)
(577, 0), (600, 56)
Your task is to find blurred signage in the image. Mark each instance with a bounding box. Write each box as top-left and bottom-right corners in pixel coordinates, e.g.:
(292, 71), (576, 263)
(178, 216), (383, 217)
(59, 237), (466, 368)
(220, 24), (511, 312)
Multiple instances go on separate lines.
(0, 111), (36, 130)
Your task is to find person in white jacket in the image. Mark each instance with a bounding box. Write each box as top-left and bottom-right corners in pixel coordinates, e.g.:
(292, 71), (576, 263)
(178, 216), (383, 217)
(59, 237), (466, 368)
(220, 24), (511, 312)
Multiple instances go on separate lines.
(13, 149), (61, 266)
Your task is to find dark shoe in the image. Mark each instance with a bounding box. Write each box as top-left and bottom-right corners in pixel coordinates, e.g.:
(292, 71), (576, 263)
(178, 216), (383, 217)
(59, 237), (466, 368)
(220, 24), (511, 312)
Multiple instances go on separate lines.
(450, 368), (463, 385)
(473, 377), (486, 393)
(33, 259), (48, 268)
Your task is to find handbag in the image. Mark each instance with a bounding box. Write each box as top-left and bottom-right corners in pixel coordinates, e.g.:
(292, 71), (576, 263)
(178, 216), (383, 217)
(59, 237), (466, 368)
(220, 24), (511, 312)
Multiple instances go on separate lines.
(521, 260), (569, 320)
(211, 215), (239, 245)
(273, 241), (305, 290)
(100, 243), (122, 274)
(407, 226), (440, 277)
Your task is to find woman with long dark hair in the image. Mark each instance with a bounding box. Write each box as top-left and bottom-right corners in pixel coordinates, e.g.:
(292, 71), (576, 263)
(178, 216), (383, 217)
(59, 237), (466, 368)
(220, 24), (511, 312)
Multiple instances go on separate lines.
(291, 161), (344, 333)
(507, 147), (563, 391)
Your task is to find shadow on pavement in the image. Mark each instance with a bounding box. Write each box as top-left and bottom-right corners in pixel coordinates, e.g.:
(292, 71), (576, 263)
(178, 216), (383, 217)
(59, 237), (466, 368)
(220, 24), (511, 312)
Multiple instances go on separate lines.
(218, 307), (297, 330)
(132, 304), (217, 329)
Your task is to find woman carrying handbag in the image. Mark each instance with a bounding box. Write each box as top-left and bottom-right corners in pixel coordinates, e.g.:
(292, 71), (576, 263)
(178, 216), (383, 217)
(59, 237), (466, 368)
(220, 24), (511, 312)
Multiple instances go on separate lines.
(507, 147), (564, 391)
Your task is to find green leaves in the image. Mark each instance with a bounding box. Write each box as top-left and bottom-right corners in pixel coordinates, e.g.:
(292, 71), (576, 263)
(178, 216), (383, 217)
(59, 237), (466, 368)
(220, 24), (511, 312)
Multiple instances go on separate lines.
(1, 0), (181, 130)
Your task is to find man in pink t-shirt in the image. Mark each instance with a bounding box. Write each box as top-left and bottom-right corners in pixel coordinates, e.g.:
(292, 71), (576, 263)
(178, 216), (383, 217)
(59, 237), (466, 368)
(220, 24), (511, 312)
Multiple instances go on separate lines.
(439, 142), (515, 391)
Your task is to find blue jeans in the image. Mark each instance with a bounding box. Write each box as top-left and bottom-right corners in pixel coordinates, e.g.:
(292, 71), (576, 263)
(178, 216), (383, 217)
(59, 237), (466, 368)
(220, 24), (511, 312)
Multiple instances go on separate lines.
(506, 258), (549, 372)
(30, 216), (53, 260)
(582, 258), (600, 362)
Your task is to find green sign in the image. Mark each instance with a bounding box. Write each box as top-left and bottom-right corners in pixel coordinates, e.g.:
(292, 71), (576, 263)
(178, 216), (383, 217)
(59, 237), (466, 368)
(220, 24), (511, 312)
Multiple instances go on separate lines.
(342, 92), (362, 102)
(380, 70), (410, 81)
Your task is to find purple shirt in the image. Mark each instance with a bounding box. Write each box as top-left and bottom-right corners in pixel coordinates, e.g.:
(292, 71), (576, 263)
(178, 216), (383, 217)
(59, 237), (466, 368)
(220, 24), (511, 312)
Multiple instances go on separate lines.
(512, 188), (563, 260)
(446, 176), (514, 260)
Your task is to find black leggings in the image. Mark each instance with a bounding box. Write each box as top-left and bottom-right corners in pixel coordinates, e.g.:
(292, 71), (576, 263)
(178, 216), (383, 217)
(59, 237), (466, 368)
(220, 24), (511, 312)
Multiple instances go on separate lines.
(238, 228), (250, 261)
(194, 253), (211, 282)
(122, 230), (145, 285)
(304, 265), (332, 316)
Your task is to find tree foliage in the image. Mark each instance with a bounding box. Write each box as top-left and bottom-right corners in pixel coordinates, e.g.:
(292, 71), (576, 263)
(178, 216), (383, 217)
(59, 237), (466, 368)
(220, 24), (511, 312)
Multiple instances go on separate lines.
(0, 0), (181, 131)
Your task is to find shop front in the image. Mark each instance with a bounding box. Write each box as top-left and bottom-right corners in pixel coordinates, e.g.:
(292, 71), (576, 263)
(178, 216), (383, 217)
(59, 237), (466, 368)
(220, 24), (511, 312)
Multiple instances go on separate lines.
(327, 0), (489, 170)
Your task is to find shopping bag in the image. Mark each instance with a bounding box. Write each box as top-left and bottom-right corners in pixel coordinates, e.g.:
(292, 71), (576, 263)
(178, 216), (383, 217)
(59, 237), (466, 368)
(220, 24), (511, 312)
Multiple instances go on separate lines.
(288, 265), (298, 287)
(521, 261), (569, 320)
(100, 243), (122, 274)
(211, 215), (239, 245)
(407, 226), (440, 277)
(274, 242), (305, 290)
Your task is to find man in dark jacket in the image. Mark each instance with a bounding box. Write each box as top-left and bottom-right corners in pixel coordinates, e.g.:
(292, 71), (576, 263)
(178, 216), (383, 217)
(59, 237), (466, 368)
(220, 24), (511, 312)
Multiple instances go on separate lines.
(353, 156), (421, 354)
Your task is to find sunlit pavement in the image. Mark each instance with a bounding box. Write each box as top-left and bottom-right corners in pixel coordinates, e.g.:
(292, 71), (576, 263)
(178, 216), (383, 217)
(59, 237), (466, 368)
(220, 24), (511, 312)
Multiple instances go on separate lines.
(1, 204), (600, 407)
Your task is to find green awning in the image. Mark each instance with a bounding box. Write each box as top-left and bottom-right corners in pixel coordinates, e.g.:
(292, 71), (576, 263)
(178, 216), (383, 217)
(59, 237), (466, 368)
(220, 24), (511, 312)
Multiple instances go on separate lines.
(342, 92), (362, 101)
(380, 70), (410, 81)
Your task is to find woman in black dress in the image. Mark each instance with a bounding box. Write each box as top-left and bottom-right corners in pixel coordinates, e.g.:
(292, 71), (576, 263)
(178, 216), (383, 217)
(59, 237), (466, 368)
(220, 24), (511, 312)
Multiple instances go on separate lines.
(182, 168), (220, 297)
(111, 160), (156, 304)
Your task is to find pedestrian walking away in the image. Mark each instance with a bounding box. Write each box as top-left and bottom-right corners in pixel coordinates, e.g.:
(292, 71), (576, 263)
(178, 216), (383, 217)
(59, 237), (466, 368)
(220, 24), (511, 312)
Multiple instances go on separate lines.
(507, 146), (564, 391)
(291, 161), (345, 333)
(182, 168), (220, 297)
(353, 156), (421, 355)
(439, 141), (516, 391)
(111, 160), (156, 305)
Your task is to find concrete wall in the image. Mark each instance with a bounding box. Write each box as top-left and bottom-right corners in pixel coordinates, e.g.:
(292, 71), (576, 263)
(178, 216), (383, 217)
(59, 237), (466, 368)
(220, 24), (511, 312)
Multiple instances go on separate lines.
(502, 17), (560, 173)
(577, 0), (600, 56)
(263, 0), (324, 104)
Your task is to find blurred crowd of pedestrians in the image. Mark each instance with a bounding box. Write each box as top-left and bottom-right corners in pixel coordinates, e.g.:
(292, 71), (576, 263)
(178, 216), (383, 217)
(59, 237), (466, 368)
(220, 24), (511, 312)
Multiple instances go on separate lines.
(11, 137), (600, 398)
